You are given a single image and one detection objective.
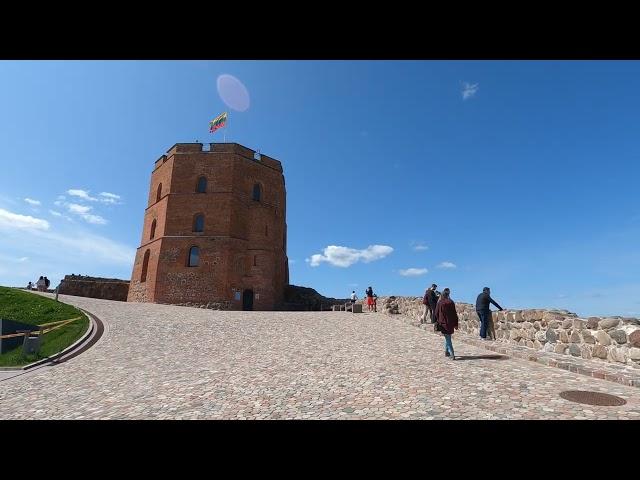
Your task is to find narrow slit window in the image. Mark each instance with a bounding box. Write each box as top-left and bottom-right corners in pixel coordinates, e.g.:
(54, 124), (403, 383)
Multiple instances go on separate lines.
(188, 246), (200, 267)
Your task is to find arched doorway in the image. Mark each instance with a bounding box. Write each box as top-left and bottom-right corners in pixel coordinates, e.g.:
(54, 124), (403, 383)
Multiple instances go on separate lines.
(242, 289), (254, 311)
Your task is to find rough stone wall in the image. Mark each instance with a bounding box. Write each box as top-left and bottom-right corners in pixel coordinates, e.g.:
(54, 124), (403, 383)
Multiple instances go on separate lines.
(59, 275), (129, 301)
(378, 296), (640, 368)
(128, 143), (288, 310)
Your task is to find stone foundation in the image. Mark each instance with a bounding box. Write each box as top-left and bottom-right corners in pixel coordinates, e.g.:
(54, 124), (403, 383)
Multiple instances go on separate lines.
(378, 296), (640, 368)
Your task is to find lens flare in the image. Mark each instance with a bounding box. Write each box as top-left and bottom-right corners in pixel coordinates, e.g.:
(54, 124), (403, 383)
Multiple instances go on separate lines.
(216, 74), (250, 112)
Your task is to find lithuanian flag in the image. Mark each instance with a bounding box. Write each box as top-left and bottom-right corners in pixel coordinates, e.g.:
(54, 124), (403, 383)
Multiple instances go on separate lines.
(209, 112), (228, 133)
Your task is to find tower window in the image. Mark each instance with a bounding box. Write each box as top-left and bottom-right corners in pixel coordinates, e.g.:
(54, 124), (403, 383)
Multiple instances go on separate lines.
(188, 246), (200, 267)
(150, 219), (157, 239)
(141, 249), (150, 282)
(156, 183), (162, 202)
(193, 214), (204, 233)
(252, 183), (261, 202)
(196, 176), (207, 193)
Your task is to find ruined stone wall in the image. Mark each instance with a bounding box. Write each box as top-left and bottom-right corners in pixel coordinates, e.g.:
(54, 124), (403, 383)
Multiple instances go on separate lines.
(378, 296), (640, 368)
(59, 275), (130, 301)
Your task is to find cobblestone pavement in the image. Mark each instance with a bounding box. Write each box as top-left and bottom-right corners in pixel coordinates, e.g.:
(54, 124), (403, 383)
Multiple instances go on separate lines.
(1, 294), (639, 419)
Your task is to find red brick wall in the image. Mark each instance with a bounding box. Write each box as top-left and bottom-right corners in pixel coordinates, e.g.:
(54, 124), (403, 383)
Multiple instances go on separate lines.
(128, 143), (288, 310)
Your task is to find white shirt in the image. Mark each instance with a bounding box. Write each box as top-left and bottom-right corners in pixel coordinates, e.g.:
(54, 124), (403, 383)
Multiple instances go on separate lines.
(350, 292), (357, 301)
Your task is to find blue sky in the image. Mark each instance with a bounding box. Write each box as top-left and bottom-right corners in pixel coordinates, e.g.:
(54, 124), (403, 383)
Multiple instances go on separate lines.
(1, 60), (639, 317)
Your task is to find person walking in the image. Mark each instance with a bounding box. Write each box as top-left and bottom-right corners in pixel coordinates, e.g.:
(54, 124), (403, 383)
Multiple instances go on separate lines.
(365, 286), (374, 311)
(44, 276), (50, 291)
(372, 293), (378, 313)
(475, 287), (504, 339)
(435, 288), (459, 360)
(426, 284), (439, 323)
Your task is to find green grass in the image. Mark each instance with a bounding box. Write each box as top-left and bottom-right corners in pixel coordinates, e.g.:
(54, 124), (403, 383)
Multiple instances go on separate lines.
(0, 287), (90, 367)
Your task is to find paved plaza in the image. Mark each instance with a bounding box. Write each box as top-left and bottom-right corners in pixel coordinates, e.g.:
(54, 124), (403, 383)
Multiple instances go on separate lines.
(0, 294), (639, 419)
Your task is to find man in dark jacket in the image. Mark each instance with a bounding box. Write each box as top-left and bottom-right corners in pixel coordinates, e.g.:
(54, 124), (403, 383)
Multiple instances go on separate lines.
(426, 284), (439, 323)
(475, 287), (504, 339)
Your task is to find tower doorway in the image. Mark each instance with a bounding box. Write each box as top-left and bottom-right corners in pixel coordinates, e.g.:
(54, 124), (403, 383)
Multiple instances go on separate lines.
(242, 289), (254, 311)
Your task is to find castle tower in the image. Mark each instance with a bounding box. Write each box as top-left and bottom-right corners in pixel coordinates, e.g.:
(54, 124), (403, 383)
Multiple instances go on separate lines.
(127, 143), (289, 310)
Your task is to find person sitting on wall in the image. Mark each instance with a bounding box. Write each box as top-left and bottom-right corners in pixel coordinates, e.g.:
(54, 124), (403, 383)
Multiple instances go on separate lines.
(26, 281), (33, 290)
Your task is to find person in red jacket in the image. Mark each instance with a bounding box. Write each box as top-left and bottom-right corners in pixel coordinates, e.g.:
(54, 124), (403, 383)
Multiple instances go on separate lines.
(435, 287), (459, 360)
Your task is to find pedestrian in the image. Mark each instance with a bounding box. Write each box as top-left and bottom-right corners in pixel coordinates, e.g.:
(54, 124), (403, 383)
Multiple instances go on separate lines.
(365, 286), (374, 311)
(350, 290), (358, 305)
(44, 276), (50, 290)
(435, 288), (459, 360)
(26, 281), (33, 290)
(372, 294), (378, 312)
(475, 287), (504, 340)
(426, 283), (439, 323)
(36, 276), (45, 292)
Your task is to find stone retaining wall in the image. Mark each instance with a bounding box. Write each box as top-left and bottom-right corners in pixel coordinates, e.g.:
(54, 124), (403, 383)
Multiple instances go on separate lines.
(58, 275), (130, 302)
(378, 296), (640, 368)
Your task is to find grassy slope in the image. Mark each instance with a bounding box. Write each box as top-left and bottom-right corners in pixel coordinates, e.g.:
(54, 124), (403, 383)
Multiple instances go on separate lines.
(0, 287), (89, 367)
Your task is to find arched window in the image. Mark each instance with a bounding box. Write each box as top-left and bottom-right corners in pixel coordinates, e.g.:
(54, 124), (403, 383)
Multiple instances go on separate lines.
(156, 183), (162, 202)
(252, 183), (261, 202)
(141, 249), (150, 282)
(193, 214), (204, 233)
(188, 246), (200, 267)
(150, 219), (157, 239)
(196, 176), (207, 193)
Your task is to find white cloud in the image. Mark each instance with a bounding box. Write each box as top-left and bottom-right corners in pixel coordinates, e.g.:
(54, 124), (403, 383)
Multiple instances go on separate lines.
(411, 241), (429, 251)
(82, 213), (108, 225)
(462, 82), (479, 100)
(399, 268), (428, 277)
(18, 257), (28, 262)
(67, 203), (92, 214)
(57, 202), (107, 225)
(67, 189), (98, 202)
(437, 261), (457, 269)
(24, 198), (41, 206)
(0, 208), (50, 231)
(98, 192), (122, 204)
(49, 210), (63, 217)
(307, 245), (394, 268)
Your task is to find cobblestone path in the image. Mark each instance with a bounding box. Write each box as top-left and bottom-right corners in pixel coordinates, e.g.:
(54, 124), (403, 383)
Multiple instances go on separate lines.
(1, 295), (638, 419)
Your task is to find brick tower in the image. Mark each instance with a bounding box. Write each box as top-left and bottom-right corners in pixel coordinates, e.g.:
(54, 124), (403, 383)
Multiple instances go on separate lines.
(127, 143), (289, 310)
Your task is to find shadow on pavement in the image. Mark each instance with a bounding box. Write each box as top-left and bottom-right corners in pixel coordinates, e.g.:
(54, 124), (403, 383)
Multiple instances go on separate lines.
(454, 355), (509, 361)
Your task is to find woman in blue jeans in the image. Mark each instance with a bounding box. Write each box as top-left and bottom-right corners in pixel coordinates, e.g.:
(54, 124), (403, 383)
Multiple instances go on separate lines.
(435, 288), (460, 360)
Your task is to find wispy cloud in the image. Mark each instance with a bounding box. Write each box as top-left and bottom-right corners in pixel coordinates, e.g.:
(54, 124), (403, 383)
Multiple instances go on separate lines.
(437, 261), (457, 269)
(98, 192), (122, 205)
(57, 202), (107, 225)
(0, 208), (50, 231)
(399, 268), (428, 277)
(411, 241), (429, 252)
(307, 245), (394, 268)
(462, 82), (479, 100)
(67, 203), (92, 215)
(49, 210), (63, 217)
(67, 189), (98, 202)
(67, 189), (123, 205)
(24, 198), (41, 206)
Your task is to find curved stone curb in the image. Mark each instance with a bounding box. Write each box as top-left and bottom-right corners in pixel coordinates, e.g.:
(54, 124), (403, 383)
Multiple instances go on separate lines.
(405, 317), (640, 389)
(2, 308), (104, 371)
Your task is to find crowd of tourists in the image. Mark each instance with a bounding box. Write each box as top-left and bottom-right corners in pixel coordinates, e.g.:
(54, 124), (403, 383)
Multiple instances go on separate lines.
(26, 276), (50, 292)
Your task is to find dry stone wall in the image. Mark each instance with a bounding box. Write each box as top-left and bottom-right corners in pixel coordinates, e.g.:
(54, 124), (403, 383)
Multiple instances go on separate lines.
(378, 296), (640, 368)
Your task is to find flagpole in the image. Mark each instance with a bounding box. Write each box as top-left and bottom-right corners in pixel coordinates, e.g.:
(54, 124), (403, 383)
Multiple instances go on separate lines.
(224, 111), (229, 143)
